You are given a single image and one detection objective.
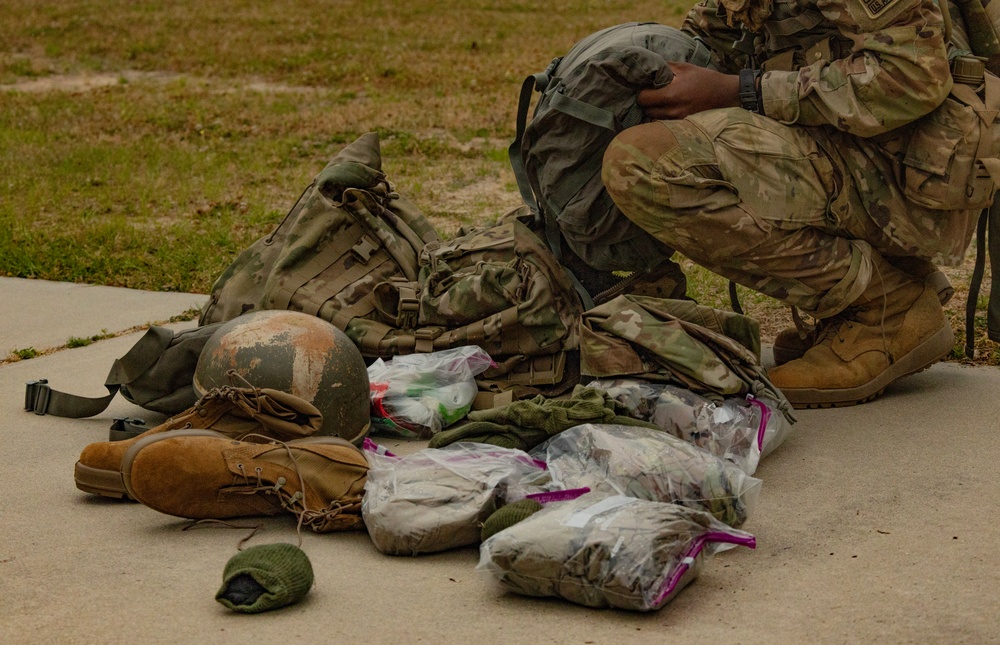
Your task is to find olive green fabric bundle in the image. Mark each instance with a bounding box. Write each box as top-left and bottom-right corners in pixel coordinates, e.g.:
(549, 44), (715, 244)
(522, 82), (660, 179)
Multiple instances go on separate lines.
(216, 543), (314, 614)
(427, 385), (659, 452)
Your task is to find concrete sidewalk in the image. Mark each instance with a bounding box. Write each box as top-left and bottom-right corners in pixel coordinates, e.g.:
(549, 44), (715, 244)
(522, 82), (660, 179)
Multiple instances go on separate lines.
(1, 277), (998, 644)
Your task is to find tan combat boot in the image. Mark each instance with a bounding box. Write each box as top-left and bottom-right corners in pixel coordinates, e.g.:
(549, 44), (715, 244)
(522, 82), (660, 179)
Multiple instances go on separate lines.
(767, 262), (954, 407)
(121, 432), (369, 533)
(74, 386), (323, 499)
(770, 263), (954, 367)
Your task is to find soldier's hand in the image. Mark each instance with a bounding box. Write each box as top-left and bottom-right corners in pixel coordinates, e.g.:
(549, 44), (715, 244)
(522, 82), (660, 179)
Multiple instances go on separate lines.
(638, 62), (741, 120)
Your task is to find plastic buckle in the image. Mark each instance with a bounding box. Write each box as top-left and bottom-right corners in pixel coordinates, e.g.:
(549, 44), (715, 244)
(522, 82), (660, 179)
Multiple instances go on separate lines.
(396, 296), (419, 329)
(413, 326), (444, 353)
(351, 235), (379, 262)
(110, 417), (147, 442)
(24, 379), (51, 415)
(414, 326), (444, 341)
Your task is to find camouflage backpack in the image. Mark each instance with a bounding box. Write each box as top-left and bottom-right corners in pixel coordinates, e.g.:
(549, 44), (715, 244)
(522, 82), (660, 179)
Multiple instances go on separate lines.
(508, 22), (715, 300)
(201, 134), (582, 398)
(200, 132), (440, 328)
(357, 212), (582, 398)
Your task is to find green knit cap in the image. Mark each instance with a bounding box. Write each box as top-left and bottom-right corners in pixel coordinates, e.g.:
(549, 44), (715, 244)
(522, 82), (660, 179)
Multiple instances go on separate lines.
(216, 543), (314, 614)
(481, 499), (543, 541)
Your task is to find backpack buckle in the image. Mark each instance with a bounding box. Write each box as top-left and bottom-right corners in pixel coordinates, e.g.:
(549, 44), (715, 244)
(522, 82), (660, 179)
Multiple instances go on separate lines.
(351, 235), (380, 262)
(397, 296), (419, 329)
(110, 417), (148, 442)
(24, 379), (51, 415)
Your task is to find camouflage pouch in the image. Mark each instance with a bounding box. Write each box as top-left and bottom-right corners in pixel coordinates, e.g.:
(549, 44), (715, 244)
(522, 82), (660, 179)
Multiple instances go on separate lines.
(199, 132), (441, 328)
(580, 295), (795, 423)
(350, 217), (583, 397)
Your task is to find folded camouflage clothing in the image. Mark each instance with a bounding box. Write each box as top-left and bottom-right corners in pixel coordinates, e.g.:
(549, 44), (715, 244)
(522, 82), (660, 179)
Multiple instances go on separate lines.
(529, 423), (761, 527)
(361, 442), (547, 555)
(590, 378), (792, 475)
(580, 295), (795, 425)
(426, 385), (659, 452)
(477, 492), (756, 611)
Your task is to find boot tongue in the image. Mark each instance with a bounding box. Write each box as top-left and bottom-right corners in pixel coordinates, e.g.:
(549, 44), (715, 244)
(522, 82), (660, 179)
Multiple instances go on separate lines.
(254, 445), (367, 509)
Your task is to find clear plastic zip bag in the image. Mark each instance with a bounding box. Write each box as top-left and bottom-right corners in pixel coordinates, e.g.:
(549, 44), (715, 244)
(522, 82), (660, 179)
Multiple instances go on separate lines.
(477, 492), (755, 611)
(367, 346), (495, 438)
(529, 423), (761, 527)
(361, 441), (547, 555)
(590, 378), (792, 474)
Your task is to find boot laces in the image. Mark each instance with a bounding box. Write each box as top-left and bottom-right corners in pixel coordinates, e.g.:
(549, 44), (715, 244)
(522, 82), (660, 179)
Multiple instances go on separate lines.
(813, 270), (893, 360)
(236, 434), (353, 544)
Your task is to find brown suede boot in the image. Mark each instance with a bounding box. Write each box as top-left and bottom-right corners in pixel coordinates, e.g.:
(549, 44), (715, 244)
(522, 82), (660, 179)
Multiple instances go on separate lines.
(121, 432), (369, 533)
(770, 265), (954, 367)
(74, 386), (323, 499)
(768, 264), (954, 408)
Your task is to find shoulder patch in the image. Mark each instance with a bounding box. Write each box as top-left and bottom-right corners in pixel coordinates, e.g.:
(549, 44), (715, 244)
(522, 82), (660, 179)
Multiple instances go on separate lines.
(842, 0), (921, 32)
(861, 0), (900, 20)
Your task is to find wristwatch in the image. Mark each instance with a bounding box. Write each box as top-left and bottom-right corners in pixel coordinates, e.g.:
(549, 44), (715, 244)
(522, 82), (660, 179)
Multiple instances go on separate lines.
(739, 68), (763, 114)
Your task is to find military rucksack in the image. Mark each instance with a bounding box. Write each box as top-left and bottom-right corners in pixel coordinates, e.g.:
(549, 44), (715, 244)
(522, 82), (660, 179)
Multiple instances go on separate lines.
(200, 132), (441, 329)
(202, 134), (583, 398)
(508, 22), (715, 301)
(946, 0), (1000, 353)
(357, 212), (582, 398)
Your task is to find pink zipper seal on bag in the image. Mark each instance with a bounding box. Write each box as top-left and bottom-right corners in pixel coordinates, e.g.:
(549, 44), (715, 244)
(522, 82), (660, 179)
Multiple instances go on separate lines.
(747, 396), (771, 452)
(652, 531), (757, 607)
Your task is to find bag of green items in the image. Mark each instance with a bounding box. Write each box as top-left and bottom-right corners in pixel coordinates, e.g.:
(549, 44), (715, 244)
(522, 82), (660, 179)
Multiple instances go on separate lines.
(529, 423), (761, 527)
(368, 346), (495, 438)
(591, 379), (793, 475)
(477, 491), (755, 611)
(580, 295), (795, 425)
(361, 441), (548, 556)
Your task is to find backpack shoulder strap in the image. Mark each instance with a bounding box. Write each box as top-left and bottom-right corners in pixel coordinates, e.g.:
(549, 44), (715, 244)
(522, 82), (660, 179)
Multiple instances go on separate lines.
(25, 326), (186, 418)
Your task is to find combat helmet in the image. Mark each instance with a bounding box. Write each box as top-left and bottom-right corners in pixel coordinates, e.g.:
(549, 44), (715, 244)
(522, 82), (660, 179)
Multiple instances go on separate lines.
(194, 310), (370, 445)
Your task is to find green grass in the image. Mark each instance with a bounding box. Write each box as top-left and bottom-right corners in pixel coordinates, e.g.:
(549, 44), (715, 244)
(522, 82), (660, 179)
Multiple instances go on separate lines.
(1, 0), (996, 364)
(2, 0), (692, 292)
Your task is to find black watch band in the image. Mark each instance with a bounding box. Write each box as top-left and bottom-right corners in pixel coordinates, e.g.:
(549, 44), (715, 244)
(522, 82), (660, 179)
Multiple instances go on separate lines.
(739, 68), (763, 114)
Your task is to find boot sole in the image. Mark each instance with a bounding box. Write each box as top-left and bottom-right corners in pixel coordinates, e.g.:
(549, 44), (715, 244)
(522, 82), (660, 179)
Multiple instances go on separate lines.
(74, 461), (133, 500)
(781, 323), (955, 409)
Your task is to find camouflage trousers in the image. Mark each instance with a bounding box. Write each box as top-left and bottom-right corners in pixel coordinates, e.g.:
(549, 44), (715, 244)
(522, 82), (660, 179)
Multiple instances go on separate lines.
(602, 108), (979, 318)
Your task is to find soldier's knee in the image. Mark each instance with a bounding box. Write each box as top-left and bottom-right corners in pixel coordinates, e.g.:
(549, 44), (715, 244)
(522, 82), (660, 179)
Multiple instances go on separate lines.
(602, 122), (681, 204)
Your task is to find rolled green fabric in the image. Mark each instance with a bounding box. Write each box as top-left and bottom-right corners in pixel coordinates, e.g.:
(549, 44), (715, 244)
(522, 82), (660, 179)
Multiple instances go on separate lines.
(428, 386), (659, 451)
(480, 499), (544, 541)
(216, 543), (314, 614)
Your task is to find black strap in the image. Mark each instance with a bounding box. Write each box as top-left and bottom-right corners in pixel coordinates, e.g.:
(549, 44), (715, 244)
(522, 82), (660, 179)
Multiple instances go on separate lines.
(728, 281), (744, 315)
(24, 326), (175, 417)
(508, 71), (552, 216)
(988, 191), (1000, 343)
(965, 196), (1000, 353)
(966, 205), (993, 357)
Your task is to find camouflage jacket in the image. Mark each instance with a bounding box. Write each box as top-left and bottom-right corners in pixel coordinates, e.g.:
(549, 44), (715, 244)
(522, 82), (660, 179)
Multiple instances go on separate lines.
(684, 0), (956, 137)
(682, 0), (995, 265)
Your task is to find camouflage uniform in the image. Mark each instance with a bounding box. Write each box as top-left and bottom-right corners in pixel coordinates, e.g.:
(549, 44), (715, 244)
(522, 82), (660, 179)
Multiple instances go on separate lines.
(603, 0), (989, 318)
